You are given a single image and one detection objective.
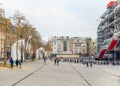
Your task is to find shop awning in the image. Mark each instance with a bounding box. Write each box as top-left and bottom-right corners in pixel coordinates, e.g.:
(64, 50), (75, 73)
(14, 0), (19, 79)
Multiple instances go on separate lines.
(98, 49), (107, 58)
(108, 39), (118, 50)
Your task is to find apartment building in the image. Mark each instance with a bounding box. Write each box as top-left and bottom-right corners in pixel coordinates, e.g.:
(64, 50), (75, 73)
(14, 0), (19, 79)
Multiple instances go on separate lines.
(72, 37), (82, 54)
(51, 36), (72, 54)
(0, 8), (15, 59)
(50, 36), (96, 56)
(0, 8), (5, 58)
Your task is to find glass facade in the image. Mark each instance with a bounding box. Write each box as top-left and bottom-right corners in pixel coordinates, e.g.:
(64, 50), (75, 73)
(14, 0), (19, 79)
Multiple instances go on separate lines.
(63, 40), (67, 51)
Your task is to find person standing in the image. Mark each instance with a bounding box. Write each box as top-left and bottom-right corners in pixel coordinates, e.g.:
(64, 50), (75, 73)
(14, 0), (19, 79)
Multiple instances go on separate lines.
(9, 57), (14, 68)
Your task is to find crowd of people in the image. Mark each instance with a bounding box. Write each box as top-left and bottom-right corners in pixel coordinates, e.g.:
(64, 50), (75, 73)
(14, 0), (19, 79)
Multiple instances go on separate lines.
(5, 55), (118, 69)
(51, 57), (94, 67)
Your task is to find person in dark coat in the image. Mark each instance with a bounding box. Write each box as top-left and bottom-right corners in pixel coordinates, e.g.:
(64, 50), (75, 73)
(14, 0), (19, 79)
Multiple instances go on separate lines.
(54, 58), (56, 65)
(43, 57), (46, 64)
(15, 58), (19, 67)
(56, 58), (59, 65)
(86, 61), (89, 67)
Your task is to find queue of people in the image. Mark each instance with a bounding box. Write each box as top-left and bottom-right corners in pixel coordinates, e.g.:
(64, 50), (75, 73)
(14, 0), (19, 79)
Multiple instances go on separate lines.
(52, 57), (94, 68)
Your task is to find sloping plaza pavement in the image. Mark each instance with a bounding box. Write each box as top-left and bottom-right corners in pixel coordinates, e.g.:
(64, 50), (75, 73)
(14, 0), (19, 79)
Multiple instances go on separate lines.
(0, 60), (120, 86)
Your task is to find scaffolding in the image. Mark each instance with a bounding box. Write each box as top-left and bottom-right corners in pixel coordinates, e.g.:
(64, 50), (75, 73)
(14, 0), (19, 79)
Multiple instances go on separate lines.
(97, 0), (120, 60)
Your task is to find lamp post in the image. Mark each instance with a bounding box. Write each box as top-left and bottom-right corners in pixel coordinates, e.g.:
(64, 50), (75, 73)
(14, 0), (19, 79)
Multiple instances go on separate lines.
(0, 12), (4, 59)
(114, 48), (116, 63)
(27, 35), (32, 59)
(20, 35), (23, 61)
(0, 27), (2, 59)
(0, 7), (2, 59)
(16, 32), (18, 59)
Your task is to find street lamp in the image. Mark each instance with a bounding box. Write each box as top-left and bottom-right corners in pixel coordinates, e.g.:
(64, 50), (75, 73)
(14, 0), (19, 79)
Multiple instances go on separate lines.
(27, 35), (32, 59)
(16, 32), (18, 59)
(0, 12), (4, 59)
(0, 31), (2, 59)
(114, 48), (116, 63)
(20, 35), (23, 61)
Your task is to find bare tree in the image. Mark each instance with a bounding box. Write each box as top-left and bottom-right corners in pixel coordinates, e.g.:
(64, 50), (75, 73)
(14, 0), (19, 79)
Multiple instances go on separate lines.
(11, 10), (43, 59)
(44, 41), (52, 51)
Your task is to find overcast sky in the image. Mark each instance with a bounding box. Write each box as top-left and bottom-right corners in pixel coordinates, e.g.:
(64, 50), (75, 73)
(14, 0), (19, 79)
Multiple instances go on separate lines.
(0, 0), (111, 41)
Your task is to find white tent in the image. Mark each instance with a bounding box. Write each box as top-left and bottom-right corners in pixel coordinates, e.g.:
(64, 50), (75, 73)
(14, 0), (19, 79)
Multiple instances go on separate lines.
(36, 47), (45, 59)
(11, 39), (25, 60)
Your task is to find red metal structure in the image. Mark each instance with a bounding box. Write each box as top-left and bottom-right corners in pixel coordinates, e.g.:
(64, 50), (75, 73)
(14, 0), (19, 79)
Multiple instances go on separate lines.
(98, 38), (118, 58)
(108, 39), (118, 50)
(107, 1), (118, 9)
(98, 49), (107, 58)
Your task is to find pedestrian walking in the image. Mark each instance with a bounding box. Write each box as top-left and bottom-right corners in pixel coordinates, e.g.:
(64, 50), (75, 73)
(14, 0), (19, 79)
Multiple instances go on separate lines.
(86, 61), (89, 67)
(43, 57), (46, 64)
(32, 53), (36, 61)
(56, 58), (59, 65)
(15, 58), (19, 67)
(54, 58), (57, 65)
(9, 57), (14, 68)
(90, 61), (92, 67)
(18, 59), (22, 68)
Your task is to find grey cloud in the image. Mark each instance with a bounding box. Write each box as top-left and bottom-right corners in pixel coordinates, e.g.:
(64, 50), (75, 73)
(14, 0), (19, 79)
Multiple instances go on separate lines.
(1, 0), (110, 41)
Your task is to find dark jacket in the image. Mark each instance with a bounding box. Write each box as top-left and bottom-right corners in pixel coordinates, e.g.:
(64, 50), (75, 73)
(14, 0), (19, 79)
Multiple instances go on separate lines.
(10, 58), (14, 64)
